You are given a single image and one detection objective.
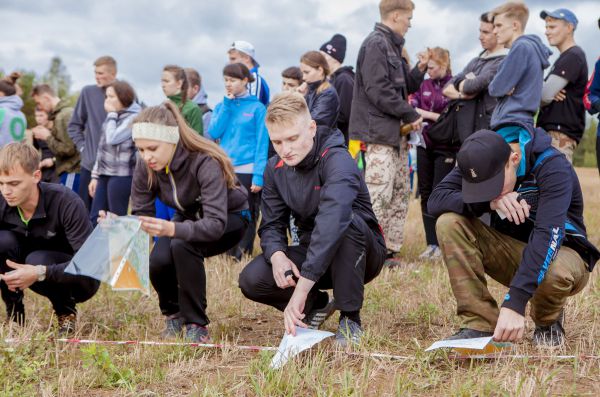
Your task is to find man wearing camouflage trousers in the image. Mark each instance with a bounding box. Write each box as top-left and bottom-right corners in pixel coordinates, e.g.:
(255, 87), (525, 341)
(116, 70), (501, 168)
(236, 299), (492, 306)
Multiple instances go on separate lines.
(428, 129), (599, 347)
(349, 0), (427, 264)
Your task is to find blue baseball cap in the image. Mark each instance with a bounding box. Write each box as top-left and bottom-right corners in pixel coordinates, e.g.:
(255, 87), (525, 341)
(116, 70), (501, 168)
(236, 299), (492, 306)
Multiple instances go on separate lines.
(540, 9), (578, 29)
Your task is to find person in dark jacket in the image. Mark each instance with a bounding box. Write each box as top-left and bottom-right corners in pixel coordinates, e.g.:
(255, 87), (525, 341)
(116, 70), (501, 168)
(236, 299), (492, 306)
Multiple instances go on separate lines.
(320, 34), (355, 144)
(583, 20), (600, 175)
(409, 47), (453, 260)
(0, 142), (99, 335)
(349, 0), (427, 263)
(299, 51), (340, 130)
(126, 102), (248, 343)
(443, 12), (508, 133)
(238, 92), (386, 346)
(68, 56), (117, 210)
(428, 129), (599, 347)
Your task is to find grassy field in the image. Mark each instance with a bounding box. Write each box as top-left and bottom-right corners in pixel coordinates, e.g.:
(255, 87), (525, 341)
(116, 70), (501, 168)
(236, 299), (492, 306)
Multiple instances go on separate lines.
(1, 168), (599, 396)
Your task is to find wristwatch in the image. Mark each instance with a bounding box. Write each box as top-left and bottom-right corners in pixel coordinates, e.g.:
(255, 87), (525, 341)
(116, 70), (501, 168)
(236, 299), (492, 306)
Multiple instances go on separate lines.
(36, 265), (46, 282)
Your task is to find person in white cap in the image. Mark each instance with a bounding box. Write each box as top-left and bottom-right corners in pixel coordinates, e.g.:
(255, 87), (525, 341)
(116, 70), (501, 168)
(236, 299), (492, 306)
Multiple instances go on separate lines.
(228, 40), (270, 106)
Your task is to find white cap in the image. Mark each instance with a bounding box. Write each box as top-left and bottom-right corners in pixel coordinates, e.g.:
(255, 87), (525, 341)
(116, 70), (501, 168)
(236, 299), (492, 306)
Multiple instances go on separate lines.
(229, 40), (258, 65)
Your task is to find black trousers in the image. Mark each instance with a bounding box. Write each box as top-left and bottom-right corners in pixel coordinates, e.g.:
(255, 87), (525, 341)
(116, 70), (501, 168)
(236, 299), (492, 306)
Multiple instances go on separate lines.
(0, 231), (100, 318)
(238, 215), (386, 315)
(150, 213), (247, 326)
(416, 147), (456, 246)
(78, 167), (93, 211)
(236, 173), (261, 255)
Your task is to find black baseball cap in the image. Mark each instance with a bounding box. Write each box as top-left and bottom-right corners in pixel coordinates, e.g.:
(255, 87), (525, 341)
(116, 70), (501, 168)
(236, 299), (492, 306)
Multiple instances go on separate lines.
(457, 130), (512, 203)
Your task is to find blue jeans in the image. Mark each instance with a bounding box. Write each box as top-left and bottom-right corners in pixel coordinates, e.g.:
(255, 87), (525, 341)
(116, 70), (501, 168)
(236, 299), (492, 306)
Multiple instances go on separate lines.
(90, 175), (133, 226)
(59, 172), (80, 193)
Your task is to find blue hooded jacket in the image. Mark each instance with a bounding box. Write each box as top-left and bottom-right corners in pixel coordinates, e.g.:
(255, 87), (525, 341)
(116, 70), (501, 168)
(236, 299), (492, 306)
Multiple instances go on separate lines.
(208, 95), (269, 187)
(0, 95), (27, 146)
(428, 126), (600, 316)
(489, 35), (552, 129)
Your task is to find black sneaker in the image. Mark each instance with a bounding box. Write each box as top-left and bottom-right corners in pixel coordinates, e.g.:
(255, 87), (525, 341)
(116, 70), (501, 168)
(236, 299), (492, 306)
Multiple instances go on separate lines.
(162, 314), (184, 338)
(185, 323), (210, 343)
(445, 328), (493, 340)
(57, 313), (77, 337)
(304, 296), (336, 330)
(335, 318), (363, 347)
(533, 311), (565, 347)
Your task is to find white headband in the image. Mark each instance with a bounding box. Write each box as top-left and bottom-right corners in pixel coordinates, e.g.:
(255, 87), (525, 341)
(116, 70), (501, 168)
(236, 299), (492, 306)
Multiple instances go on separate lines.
(132, 122), (180, 144)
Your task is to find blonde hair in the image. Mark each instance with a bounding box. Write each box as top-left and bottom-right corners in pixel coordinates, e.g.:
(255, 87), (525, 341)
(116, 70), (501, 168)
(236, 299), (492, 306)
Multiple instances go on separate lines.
(428, 47), (452, 76)
(132, 102), (237, 189)
(94, 55), (117, 72)
(379, 0), (415, 19)
(0, 142), (41, 175)
(266, 92), (311, 128)
(489, 2), (529, 30)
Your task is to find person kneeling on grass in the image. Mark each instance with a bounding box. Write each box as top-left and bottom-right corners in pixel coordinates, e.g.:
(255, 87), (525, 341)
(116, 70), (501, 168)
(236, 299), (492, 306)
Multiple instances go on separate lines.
(0, 142), (99, 335)
(126, 102), (248, 343)
(428, 129), (600, 347)
(238, 92), (387, 346)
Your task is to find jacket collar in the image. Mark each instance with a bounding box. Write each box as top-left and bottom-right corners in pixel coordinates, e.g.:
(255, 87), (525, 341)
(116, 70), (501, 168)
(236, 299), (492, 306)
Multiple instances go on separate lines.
(48, 99), (69, 121)
(4, 184), (47, 226)
(166, 142), (189, 173)
(375, 22), (405, 48)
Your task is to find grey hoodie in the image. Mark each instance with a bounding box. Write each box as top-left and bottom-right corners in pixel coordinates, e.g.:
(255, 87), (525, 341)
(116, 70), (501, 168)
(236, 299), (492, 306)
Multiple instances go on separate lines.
(489, 35), (552, 129)
(192, 86), (212, 136)
(0, 95), (27, 146)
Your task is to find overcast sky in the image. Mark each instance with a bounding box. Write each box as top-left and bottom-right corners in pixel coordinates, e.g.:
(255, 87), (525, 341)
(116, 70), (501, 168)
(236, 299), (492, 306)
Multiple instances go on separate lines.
(1, 0), (598, 107)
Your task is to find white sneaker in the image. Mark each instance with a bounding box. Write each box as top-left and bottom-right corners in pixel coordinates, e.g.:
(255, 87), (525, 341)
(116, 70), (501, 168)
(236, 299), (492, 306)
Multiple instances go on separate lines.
(430, 246), (442, 259)
(419, 245), (436, 259)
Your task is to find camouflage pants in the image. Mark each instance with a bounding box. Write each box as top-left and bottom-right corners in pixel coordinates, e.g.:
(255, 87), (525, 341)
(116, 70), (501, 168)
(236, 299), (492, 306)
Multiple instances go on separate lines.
(436, 212), (589, 332)
(549, 130), (577, 164)
(364, 143), (410, 253)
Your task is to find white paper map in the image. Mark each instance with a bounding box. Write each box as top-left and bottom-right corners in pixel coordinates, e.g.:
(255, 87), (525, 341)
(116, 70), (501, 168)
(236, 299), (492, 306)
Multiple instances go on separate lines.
(270, 328), (334, 369)
(425, 336), (493, 352)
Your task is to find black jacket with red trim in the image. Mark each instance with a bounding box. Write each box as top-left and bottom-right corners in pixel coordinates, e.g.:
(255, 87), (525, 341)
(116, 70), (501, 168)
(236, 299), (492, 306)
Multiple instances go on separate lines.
(258, 126), (384, 282)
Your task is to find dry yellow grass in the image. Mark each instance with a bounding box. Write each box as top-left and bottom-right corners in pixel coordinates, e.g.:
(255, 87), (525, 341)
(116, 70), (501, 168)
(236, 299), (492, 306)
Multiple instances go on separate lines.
(1, 168), (599, 396)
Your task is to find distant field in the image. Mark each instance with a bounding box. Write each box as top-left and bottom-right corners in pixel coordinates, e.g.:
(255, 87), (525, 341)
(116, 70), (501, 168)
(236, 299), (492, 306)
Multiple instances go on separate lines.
(1, 168), (599, 396)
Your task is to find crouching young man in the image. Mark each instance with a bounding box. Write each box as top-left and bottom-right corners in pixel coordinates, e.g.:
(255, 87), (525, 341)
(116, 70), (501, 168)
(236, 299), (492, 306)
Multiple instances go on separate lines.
(428, 130), (599, 347)
(239, 92), (386, 346)
(0, 142), (99, 335)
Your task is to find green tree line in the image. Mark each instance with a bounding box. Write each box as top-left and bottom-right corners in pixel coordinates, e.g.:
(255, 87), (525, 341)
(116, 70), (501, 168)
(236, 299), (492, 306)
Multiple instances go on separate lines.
(1, 56), (78, 128)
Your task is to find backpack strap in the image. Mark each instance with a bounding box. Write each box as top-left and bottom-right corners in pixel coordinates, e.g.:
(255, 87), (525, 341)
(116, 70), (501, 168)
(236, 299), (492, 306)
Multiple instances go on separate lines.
(531, 147), (558, 172)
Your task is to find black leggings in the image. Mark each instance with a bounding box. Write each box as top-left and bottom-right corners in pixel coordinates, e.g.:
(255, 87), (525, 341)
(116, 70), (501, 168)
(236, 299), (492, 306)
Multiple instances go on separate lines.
(236, 173), (261, 255)
(0, 231), (100, 318)
(238, 215), (386, 315)
(149, 213), (247, 325)
(417, 147), (456, 246)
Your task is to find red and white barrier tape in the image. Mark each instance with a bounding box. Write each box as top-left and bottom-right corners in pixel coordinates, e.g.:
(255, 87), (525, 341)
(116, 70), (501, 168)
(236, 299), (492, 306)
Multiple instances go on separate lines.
(3, 338), (600, 361)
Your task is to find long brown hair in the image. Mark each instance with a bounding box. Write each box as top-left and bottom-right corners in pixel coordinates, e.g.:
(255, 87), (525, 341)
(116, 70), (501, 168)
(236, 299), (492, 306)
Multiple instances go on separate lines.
(133, 101), (237, 188)
(163, 65), (189, 110)
(300, 51), (331, 95)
